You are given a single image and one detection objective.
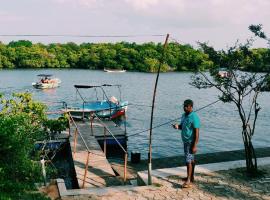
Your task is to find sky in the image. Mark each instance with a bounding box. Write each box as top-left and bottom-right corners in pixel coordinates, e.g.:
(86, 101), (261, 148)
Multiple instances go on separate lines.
(0, 0), (270, 49)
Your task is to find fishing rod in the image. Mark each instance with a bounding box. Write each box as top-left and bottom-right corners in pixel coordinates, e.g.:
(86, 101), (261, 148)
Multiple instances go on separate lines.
(127, 98), (221, 138)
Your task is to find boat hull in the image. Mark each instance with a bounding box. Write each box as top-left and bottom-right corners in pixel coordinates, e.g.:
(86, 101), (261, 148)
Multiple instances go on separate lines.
(104, 69), (126, 73)
(66, 101), (128, 119)
(32, 78), (61, 89)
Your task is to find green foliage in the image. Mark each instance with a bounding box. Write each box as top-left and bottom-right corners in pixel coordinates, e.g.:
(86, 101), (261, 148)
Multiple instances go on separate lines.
(8, 40), (33, 48)
(199, 41), (270, 72)
(0, 93), (49, 199)
(2, 39), (269, 72)
(44, 115), (69, 138)
(249, 24), (267, 39)
(0, 192), (50, 200)
(262, 75), (270, 91)
(0, 41), (215, 72)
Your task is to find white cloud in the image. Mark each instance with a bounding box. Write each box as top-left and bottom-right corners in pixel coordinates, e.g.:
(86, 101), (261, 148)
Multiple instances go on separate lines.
(124, 0), (160, 10)
(51, 0), (100, 8)
(1, 0), (269, 48)
(0, 11), (23, 22)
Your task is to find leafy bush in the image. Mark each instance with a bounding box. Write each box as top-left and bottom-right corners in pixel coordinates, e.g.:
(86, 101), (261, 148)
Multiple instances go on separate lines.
(43, 115), (69, 139)
(0, 93), (50, 199)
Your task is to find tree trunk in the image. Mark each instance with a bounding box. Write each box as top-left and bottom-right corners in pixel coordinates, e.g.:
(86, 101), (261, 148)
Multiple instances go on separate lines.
(242, 128), (257, 174)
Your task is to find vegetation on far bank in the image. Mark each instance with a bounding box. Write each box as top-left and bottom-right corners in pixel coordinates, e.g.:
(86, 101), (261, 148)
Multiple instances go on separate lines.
(0, 40), (269, 72)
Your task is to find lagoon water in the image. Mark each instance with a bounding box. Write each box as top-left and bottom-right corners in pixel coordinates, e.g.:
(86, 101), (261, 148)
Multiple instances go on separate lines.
(1, 69), (270, 159)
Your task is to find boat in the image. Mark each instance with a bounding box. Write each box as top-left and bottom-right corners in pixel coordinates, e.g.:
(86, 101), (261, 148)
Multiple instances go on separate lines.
(32, 74), (61, 89)
(65, 84), (128, 119)
(104, 68), (126, 73)
(217, 68), (231, 78)
(218, 71), (231, 78)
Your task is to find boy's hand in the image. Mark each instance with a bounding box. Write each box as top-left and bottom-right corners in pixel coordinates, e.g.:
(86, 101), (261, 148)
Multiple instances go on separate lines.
(172, 124), (179, 129)
(191, 146), (197, 154)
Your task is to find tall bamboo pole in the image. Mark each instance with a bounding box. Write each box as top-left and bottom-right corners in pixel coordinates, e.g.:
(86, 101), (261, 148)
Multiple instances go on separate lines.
(148, 34), (169, 185)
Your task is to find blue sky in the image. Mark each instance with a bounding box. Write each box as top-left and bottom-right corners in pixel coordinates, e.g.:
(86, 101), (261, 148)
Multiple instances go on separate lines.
(0, 0), (269, 49)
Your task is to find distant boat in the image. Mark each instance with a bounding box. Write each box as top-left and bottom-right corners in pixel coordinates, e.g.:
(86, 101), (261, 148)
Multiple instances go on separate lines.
(218, 71), (231, 78)
(104, 68), (126, 73)
(32, 74), (61, 89)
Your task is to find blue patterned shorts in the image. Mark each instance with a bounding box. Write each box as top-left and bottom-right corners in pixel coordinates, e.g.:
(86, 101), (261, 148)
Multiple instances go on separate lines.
(184, 143), (194, 163)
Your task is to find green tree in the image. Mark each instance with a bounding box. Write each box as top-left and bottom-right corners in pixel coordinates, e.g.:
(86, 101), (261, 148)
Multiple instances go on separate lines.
(191, 25), (270, 174)
(8, 40), (33, 48)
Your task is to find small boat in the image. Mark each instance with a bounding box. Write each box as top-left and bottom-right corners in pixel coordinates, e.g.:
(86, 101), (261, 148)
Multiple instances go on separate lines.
(104, 68), (126, 73)
(65, 84), (128, 119)
(218, 71), (231, 78)
(32, 74), (61, 89)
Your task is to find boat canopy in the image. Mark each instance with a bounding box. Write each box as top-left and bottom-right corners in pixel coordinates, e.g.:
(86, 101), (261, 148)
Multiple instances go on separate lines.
(74, 84), (123, 103)
(74, 84), (121, 88)
(37, 74), (53, 77)
(74, 85), (99, 89)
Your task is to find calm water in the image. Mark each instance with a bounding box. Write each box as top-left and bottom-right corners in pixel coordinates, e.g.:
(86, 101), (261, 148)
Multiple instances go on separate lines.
(1, 69), (270, 159)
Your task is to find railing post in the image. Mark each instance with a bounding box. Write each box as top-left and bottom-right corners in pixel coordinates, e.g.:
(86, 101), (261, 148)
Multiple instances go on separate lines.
(104, 127), (107, 157)
(68, 113), (71, 137)
(82, 151), (90, 188)
(82, 102), (85, 121)
(124, 152), (128, 183)
(73, 128), (78, 157)
(124, 110), (127, 135)
(90, 112), (94, 135)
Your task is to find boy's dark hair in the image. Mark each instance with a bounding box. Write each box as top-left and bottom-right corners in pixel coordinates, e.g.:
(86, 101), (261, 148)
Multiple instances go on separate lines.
(184, 99), (193, 107)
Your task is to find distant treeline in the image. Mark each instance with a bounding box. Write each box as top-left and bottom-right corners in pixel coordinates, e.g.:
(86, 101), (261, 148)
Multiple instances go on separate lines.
(0, 40), (269, 72)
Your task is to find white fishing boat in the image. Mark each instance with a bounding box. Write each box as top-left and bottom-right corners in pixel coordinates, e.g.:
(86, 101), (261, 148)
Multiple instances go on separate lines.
(104, 68), (126, 73)
(32, 74), (61, 89)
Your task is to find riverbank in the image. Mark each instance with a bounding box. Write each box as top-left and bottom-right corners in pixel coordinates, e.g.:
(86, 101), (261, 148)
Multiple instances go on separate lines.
(109, 147), (270, 179)
(41, 147), (270, 199)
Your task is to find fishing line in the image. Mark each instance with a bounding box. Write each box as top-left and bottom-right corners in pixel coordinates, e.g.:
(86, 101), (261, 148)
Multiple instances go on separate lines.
(127, 70), (268, 138)
(127, 98), (222, 138)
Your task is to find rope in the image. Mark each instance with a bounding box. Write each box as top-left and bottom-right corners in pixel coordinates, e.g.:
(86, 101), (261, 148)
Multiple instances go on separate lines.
(128, 103), (152, 108)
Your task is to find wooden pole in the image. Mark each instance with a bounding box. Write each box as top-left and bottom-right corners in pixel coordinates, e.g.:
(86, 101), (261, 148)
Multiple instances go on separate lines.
(148, 34), (169, 185)
(124, 152), (128, 183)
(82, 151), (90, 188)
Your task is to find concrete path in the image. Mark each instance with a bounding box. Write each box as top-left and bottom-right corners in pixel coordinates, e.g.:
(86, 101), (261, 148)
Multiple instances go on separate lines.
(58, 157), (270, 200)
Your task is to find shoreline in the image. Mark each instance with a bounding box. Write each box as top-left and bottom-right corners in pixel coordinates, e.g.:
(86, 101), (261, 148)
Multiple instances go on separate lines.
(109, 147), (270, 179)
